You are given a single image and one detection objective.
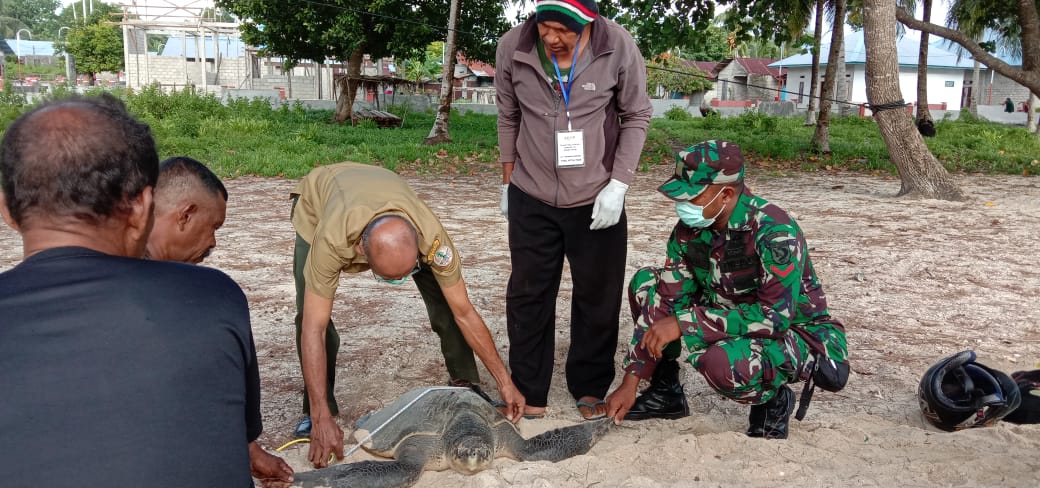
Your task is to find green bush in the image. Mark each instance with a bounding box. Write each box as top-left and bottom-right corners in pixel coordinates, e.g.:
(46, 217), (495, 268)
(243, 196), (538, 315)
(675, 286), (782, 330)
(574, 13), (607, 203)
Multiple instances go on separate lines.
(0, 81), (28, 129)
(737, 109), (779, 132)
(664, 106), (693, 121)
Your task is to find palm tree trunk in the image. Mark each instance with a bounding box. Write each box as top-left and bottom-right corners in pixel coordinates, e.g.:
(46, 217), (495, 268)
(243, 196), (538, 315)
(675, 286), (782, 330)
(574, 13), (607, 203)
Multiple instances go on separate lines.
(862, 0), (965, 200)
(916, 0), (933, 125)
(1028, 92), (1038, 132)
(811, 0), (846, 154)
(835, 35), (848, 115)
(970, 58), (980, 116)
(805, 0), (824, 125)
(424, 0), (460, 145)
(334, 47), (364, 124)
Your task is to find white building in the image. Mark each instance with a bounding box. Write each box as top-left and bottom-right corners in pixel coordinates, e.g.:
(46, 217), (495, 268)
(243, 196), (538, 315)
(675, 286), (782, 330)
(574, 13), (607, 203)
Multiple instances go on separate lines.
(770, 30), (974, 112)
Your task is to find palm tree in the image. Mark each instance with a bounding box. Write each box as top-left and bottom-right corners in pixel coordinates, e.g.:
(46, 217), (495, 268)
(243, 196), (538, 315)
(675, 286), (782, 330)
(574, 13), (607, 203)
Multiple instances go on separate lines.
(862, 0), (965, 200)
(805, 0), (825, 125)
(424, 0), (459, 145)
(897, 0), (1040, 137)
(899, 0), (936, 130)
(810, 0), (848, 154)
(918, 0), (935, 126)
(403, 58), (437, 94)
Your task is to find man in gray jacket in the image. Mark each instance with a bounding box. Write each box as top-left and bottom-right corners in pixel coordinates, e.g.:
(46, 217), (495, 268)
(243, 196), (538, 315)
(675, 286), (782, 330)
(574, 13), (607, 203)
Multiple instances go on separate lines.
(496, 0), (653, 420)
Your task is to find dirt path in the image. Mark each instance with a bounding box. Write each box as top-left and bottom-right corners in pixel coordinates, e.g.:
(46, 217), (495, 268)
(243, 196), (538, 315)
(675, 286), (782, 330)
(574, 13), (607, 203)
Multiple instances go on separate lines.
(3, 164), (1038, 487)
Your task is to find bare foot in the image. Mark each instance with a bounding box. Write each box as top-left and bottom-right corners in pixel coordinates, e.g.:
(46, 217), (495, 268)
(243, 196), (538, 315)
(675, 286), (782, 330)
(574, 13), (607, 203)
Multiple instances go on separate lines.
(576, 395), (607, 420)
(522, 406), (546, 419)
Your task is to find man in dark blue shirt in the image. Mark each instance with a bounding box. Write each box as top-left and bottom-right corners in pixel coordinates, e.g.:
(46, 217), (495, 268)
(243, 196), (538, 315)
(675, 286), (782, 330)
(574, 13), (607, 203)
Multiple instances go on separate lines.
(0, 95), (261, 487)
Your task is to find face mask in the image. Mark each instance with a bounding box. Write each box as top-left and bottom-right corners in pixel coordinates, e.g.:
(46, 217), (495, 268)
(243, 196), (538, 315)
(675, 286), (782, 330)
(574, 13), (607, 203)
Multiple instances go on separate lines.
(373, 259), (421, 285)
(675, 189), (725, 228)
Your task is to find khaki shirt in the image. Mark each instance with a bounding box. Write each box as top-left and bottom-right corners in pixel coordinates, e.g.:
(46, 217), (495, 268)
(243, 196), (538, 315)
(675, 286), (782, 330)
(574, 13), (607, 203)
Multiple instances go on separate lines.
(291, 162), (462, 298)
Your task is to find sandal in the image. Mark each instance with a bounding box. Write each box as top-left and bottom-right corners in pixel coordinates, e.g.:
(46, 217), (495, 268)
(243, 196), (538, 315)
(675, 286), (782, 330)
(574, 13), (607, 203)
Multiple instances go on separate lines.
(576, 398), (607, 421)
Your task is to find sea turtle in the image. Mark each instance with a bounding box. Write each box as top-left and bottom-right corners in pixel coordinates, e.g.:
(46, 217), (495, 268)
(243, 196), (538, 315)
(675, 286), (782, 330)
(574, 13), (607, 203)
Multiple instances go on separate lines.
(292, 386), (613, 488)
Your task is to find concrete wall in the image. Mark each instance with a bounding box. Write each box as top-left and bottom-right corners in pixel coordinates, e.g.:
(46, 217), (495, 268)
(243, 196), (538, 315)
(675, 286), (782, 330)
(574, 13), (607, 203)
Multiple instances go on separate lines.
(714, 63), (780, 102)
(748, 73), (780, 101)
(976, 70), (1032, 107)
(125, 54), (250, 91)
(124, 54), (329, 97)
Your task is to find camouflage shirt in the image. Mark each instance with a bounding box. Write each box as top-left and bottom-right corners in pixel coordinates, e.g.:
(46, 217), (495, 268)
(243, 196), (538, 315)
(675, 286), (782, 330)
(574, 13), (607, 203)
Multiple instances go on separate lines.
(624, 187), (846, 376)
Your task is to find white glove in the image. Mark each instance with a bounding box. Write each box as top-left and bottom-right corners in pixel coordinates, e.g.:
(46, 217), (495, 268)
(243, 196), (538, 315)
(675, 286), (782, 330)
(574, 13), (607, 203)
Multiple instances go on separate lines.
(590, 178), (628, 230)
(500, 184), (510, 220)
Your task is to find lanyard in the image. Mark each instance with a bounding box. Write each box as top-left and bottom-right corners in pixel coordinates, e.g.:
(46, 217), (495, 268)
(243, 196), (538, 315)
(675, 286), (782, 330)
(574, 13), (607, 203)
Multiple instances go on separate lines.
(550, 37), (581, 131)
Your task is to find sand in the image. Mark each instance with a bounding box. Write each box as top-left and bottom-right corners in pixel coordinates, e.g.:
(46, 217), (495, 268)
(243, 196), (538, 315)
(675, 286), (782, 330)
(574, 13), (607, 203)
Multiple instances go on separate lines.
(3, 162), (1038, 487)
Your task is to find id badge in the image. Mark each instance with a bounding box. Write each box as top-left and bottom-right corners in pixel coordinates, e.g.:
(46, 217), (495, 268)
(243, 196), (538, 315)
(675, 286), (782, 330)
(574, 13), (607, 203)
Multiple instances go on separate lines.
(555, 129), (585, 168)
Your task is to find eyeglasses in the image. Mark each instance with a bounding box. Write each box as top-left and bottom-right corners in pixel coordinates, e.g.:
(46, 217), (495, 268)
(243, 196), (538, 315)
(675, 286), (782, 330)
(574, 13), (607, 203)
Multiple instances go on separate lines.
(373, 258), (421, 285)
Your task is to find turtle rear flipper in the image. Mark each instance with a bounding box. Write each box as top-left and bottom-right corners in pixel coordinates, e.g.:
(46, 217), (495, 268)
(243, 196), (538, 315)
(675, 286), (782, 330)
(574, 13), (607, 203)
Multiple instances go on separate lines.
(504, 419), (613, 462)
(291, 443), (431, 488)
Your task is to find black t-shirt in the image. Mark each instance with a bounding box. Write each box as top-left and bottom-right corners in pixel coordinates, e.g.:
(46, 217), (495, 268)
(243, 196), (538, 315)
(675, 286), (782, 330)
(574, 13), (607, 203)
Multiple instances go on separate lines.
(0, 247), (261, 487)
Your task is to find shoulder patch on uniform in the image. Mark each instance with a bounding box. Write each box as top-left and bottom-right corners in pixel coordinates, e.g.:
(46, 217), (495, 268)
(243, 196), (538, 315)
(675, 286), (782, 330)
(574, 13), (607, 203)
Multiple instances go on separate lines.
(432, 245), (453, 267)
(762, 230), (794, 266)
(426, 238), (440, 262)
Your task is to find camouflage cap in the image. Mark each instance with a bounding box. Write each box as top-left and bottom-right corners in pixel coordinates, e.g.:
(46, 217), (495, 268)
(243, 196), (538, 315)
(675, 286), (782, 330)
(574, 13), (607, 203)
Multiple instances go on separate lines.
(657, 140), (745, 201)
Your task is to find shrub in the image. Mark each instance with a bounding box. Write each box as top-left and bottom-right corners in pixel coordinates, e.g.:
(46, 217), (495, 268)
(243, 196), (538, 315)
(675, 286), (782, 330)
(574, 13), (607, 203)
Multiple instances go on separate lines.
(737, 109), (778, 132)
(664, 106), (693, 121)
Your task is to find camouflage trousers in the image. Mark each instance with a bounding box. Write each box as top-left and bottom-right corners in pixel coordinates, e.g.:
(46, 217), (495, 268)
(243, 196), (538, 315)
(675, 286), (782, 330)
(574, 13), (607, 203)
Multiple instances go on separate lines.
(627, 266), (812, 405)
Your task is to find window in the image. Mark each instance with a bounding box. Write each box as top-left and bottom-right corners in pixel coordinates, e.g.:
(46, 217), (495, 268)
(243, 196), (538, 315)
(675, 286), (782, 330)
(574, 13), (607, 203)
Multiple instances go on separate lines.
(945, 80), (955, 87)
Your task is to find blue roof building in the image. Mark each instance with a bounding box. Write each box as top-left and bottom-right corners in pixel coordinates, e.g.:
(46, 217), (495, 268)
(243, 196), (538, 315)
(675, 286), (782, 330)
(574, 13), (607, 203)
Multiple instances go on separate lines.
(3, 39), (58, 58)
(768, 30), (976, 110)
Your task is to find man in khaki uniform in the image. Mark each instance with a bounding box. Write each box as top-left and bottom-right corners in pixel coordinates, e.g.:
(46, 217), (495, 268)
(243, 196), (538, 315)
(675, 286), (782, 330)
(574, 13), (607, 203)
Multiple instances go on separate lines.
(291, 162), (526, 468)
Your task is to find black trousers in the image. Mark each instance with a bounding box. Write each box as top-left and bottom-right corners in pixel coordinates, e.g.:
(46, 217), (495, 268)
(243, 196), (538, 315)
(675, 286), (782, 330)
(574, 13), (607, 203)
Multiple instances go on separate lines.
(505, 185), (627, 407)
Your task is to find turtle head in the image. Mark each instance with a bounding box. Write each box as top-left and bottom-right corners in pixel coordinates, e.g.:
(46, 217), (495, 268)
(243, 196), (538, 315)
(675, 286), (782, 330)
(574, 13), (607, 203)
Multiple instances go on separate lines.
(449, 435), (494, 474)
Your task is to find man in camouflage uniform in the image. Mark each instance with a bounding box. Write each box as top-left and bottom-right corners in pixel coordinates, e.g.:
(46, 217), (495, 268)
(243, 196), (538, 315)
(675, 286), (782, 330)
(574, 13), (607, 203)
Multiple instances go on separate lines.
(604, 140), (848, 439)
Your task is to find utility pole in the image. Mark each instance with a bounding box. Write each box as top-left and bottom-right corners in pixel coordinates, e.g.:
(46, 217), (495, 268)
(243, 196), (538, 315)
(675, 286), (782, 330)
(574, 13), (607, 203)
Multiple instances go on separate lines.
(58, 27), (73, 85)
(16, 29), (32, 83)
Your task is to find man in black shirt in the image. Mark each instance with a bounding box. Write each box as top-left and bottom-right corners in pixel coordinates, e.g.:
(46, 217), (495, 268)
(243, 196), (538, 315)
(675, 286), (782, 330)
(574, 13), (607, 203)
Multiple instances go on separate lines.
(0, 95), (262, 487)
(148, 155), (294, 485)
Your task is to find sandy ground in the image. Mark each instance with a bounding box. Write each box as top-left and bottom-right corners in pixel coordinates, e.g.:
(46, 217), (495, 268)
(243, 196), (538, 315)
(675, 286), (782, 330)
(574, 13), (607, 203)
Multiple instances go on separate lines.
(3, 162), (1039, 487)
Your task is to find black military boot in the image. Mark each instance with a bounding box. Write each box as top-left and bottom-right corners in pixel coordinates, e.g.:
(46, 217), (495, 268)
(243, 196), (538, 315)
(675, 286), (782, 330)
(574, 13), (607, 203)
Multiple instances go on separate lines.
(624, 359), (690, 420)
(746, 384), (795, 439)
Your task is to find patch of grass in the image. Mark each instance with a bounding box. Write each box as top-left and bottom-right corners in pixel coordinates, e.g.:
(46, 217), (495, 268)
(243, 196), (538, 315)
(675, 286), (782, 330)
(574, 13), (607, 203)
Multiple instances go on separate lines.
(648, 113), (1040, 175)
(0, 86), (1036, 178)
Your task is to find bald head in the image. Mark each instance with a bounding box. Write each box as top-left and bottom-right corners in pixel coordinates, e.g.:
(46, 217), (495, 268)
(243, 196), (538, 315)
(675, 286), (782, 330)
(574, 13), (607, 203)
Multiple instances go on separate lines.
(360, 215), (420, 280)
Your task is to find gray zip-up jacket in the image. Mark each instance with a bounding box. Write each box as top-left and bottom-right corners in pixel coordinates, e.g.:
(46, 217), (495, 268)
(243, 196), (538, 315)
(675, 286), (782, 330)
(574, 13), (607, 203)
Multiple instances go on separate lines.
(496, 16), (653, 208)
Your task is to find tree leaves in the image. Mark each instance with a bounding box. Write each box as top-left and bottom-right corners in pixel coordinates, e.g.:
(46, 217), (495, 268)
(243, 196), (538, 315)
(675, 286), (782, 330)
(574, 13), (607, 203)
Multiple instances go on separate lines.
(65, 21), (122, 77)
(218, 0), (509, 64)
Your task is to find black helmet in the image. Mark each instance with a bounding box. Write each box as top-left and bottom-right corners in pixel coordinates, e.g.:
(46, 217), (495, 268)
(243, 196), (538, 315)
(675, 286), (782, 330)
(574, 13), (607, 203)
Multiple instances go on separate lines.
(918, 350), (1021, 431)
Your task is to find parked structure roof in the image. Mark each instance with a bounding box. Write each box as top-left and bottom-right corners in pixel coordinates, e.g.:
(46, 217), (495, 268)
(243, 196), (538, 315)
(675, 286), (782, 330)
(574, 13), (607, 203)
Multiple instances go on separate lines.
(769, 30), (975, 69)
(4, 39), (57, 57)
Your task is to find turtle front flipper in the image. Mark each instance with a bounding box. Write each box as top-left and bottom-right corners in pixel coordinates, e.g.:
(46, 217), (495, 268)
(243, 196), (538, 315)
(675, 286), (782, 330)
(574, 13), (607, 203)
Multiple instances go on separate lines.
(291, 459), (422, 488)
(505, 419), (613, 462)
(291, 443), (431, 488)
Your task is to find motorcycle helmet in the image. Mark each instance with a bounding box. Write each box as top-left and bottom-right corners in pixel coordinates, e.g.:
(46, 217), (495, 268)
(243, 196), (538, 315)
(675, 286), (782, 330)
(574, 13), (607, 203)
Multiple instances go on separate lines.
(918, 350), (1021, 431)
